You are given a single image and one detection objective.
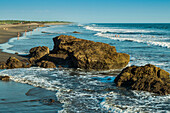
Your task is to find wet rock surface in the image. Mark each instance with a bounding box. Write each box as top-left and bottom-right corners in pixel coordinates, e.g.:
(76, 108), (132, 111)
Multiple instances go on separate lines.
(51, 35), (130, 70)
(6, 57), (26, 69)
(114, 64), (170, 95)
(73, 31), (80, 33)
(36, 60), (56, 68)
(29, 46), (49, 63)
(0, 76), (10, 81)
(0, 62), (7, 69)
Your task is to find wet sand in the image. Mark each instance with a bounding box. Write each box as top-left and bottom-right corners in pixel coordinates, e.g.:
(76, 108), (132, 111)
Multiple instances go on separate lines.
(0, 81), (62, 112)
(0, 23), (67, 112)
(0, 23), (40, 62)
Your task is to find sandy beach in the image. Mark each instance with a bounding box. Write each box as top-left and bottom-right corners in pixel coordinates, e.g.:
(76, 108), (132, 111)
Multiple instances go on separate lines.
(0, 23), (40, 62)
(0, 23), (69, 62)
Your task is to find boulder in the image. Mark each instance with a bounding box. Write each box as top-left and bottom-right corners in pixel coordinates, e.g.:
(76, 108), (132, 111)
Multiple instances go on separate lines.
(29, 46), (49, 62)
(6, 57), (24, 69)
(73, 31), (80, 33)
(0, 62), (8, 69)
(114, 64), (170, 95)
(0, 76), (10, 81)
(36, 60), (56, 68)
(51, 35), (130, 70)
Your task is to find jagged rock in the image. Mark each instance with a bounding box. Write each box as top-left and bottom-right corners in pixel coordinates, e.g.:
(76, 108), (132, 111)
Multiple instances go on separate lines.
(36, 60), (56, 68)
(114, 64), (170, 95)
(6, 57), (24, 69)
(51, 35), (130, 70)
(21, 59), (32, 68)
(29, 46), (49, 62)
(0, 62), (8, 69)
(73, 31), (80, 33)
(0, 76), (10, 81)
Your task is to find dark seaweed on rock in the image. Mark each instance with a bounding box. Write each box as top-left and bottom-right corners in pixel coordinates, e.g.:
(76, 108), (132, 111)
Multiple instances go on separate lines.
(114, 64), (170, 95)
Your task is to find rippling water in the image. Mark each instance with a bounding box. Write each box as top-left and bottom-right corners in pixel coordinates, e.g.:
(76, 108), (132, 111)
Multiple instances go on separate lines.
(0, 23), (170, 112)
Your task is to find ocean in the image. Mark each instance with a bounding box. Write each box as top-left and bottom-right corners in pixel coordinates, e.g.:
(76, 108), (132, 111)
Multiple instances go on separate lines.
(0, 23), (170, 112)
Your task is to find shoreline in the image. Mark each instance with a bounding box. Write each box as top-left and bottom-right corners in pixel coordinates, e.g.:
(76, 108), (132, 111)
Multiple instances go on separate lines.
(0, 23), (70, 62)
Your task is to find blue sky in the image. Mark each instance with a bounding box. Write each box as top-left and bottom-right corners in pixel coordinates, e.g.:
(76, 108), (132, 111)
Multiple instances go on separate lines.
(0, 0), (170, 23)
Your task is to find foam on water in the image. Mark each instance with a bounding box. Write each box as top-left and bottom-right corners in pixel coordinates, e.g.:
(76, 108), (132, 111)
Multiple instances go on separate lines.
(0, 68), (169, 113)
(0, 27), (44, 55)
(95, 32), (170, 48)
(84, 26), (154, 33)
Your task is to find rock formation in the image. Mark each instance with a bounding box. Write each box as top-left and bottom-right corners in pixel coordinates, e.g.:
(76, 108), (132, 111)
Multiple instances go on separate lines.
(114, 64), (170, 95)
(0, 62), (7, 69)
(51, 35), (130, 70)
(0, 76), (10, 81)
(36, 60), (56, 68)
(6, 57), (25, 69)
(73, 31), (80, 33)
(29, 46), (49, 63)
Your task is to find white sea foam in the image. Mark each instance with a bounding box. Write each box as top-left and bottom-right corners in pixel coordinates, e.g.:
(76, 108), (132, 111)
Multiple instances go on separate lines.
(0, 68), (169, 113)
(0, 27), (44, 54)
(84, 26), (153, 33)
(95, 32), (170, 48)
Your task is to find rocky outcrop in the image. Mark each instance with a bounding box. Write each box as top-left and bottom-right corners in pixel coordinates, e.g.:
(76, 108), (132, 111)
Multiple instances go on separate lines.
(6, 57), (25, 69)
(51, 35), (130, 70)
(36, 60), (56, 68)
(29, 46), (49, 63)
(0, 62), (7, 69)
(114, 64), (170, 95)
(0, 76), (10, 81)
(0, 57), (31, 69)
(73, 31), (80, 33)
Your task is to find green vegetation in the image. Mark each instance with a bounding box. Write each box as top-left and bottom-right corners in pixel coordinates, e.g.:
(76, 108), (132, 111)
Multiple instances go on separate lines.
(0, 20), (72, 25)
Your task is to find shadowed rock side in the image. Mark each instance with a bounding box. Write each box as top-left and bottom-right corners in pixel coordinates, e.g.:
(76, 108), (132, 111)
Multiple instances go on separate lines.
(51, 35), (130, 70)
(114, 64), (170, 95)
(29, 46), (49, 63)
(36, 60), (56, 68)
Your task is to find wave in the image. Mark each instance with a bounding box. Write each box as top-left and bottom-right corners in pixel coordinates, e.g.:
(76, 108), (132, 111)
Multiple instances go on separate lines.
(84, 26), (154, 33)
(0, 68), (170, 113)
(95, 33), (170, 48)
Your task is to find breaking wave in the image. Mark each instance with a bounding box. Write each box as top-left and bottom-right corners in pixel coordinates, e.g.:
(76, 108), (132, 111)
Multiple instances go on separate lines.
(0, 67), (169, 113)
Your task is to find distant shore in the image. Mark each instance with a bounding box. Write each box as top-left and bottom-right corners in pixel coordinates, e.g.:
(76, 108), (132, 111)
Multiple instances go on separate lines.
(0, 22), (70, 62)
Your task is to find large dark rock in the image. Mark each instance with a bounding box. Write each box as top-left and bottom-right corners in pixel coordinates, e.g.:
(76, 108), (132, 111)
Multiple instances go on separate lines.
(0, 62), (8, 69)
(73, 31), (80, 33)
(0, 76), (10, 81)
(6, 57), (25, 69)
(51, 35), (130, 70)
(114, 64), (170, 95)
(29, 46), (49, 63)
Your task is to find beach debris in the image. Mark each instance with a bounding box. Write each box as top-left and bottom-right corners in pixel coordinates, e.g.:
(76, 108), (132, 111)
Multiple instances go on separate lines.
(0, 76), (10, 81)
(114, 64), (170, 95)
(51, 35), (130, 70)
(36, 60), (56, 68)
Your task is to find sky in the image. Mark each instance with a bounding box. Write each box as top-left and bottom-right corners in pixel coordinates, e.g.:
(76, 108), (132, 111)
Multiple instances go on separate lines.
(0, 0), (170, 23)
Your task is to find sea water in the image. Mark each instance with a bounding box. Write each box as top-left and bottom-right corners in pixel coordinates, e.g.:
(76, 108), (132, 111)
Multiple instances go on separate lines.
(0, 23), (169, 112)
